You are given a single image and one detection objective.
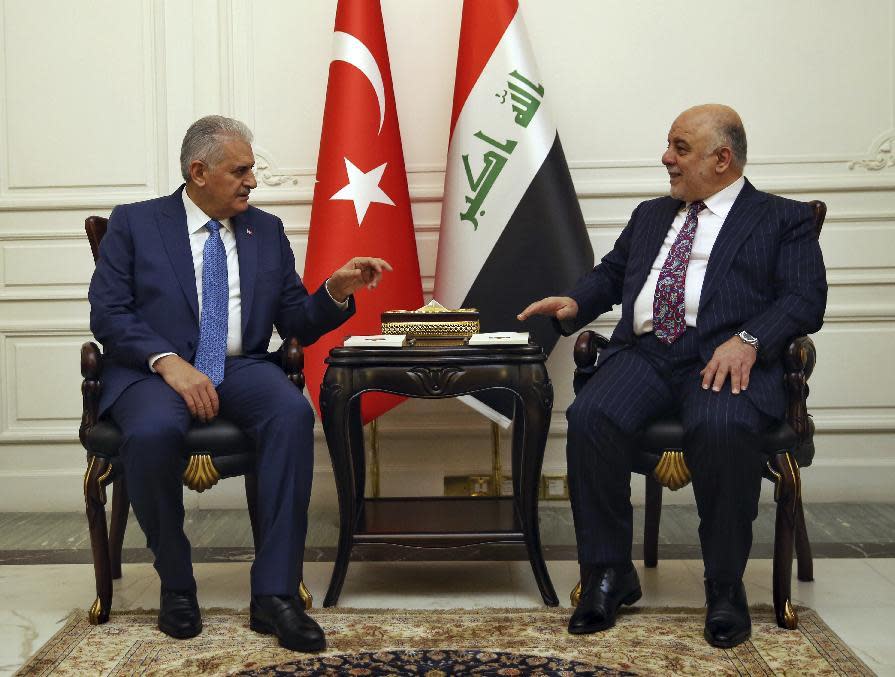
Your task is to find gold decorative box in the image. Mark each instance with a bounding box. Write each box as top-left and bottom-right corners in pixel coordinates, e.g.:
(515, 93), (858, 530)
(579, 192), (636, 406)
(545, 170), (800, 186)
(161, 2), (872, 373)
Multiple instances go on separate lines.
(381, 300), (479, 345)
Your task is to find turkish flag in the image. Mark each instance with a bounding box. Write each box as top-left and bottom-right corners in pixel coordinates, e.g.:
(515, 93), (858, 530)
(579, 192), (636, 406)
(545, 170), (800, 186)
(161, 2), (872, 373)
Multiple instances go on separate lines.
(303, 0), (423, 423)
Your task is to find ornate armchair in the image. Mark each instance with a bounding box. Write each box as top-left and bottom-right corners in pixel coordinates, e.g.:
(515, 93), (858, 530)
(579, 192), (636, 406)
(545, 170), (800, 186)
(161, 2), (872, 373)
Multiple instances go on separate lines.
(569, 200), (826, 630)
(80, 215), (311, 624)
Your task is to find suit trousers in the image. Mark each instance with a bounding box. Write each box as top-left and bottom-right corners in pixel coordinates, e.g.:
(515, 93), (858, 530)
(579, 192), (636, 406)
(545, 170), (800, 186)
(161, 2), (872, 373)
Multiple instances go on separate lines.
(565, 330), (772, 583)
(110, 355), (315, 596)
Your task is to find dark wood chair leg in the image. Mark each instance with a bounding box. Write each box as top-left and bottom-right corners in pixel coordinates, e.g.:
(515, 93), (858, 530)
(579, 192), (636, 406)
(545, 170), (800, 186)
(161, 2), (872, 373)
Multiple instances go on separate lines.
(794, 494), (814, 582)
(84, 455), (113, 624)
(245, 473), (260, 552)
(770, 451), (800, 629)
(643, 473), (662, 568)
(108, 476), (129, 580)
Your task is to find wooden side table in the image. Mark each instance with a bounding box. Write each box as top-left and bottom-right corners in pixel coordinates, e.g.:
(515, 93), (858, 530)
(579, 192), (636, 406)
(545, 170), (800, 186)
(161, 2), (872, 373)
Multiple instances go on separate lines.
(319, 343), (557, 607)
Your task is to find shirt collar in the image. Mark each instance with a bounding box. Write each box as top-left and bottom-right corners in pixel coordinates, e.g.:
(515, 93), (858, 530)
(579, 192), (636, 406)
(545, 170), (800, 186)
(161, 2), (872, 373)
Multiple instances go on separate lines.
(182, 187), (233, 235)
(688, 175), (745, 220)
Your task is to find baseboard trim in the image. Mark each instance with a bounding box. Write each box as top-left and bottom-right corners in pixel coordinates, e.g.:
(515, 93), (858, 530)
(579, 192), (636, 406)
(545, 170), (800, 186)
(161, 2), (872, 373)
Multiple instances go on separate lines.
(4, 541), (895, 566)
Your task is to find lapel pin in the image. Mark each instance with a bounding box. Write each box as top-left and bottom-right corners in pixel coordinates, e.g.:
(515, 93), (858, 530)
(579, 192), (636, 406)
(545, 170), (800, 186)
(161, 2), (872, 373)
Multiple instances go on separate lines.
(246, 228), (253, 236)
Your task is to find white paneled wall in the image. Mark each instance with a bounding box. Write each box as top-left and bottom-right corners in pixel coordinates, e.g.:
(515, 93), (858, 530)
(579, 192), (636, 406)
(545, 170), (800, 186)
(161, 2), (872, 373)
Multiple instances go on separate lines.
(0, 0), (892, 510)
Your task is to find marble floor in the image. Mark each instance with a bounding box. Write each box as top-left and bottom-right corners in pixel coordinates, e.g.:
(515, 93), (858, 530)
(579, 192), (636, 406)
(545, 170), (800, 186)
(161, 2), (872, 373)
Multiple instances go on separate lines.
(2, 558), (894, 675)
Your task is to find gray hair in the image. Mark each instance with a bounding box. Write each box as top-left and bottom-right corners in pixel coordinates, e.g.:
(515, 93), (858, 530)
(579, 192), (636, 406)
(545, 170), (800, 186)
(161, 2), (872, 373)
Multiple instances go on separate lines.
(716, 121), (747, 170)
(180, 115), (253, 181)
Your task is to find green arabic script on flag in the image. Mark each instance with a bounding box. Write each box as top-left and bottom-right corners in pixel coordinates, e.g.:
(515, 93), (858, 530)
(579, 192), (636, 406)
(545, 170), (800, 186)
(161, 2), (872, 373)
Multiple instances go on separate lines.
(460, 70), (544, 230)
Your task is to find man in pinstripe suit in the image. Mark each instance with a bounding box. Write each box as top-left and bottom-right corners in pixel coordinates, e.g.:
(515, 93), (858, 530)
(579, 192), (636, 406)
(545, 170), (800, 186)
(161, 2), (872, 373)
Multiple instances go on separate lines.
(518, 104), (827, 647)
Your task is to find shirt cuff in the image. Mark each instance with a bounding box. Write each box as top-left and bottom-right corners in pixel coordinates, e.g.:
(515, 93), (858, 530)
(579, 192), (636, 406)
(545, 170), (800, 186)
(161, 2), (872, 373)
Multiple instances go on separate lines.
(148, 352), (176, 372)
(324, 278), (350, 311)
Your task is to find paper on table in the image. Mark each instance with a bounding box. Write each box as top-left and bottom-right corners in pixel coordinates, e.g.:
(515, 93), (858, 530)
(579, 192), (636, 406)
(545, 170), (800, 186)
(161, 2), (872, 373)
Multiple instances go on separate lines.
(343, 334), (407, 348)
(467, 332), (530, 346)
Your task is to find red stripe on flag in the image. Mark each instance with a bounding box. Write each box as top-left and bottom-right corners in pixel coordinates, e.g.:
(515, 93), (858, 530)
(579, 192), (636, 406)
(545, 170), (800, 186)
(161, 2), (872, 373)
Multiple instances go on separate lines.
(449, 0), (519, 138)
(303, 0), (423, 424)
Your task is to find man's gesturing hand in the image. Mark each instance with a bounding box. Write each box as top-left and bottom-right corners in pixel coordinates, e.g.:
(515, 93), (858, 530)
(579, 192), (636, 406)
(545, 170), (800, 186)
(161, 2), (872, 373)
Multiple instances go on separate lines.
(153, 354), (219, 422)
(700, 335), (758, 395)
(517, 296), (579, 322)
(327, 257), (393, 303)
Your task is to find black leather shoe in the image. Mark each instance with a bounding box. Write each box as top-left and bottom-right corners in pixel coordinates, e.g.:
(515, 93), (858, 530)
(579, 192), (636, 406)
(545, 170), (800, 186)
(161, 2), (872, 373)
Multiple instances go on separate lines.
(568, 564), (642, 634)
(158, 590), (201, 639)
(250, 595), (326, 652)
(704, 579), (751, 648)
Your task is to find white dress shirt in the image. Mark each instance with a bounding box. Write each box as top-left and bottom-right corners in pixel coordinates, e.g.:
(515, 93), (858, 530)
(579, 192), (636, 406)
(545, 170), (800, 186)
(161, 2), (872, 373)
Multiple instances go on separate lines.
(182, 189), (245, 356)
(148, 191), (243, 370)
(149, 189), (348, 371)
(632, 176), (745, 335)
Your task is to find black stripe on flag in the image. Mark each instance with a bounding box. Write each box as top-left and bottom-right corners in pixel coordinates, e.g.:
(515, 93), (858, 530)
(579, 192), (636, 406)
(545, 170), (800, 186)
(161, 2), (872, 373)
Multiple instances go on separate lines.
(462, 134), (594, 419)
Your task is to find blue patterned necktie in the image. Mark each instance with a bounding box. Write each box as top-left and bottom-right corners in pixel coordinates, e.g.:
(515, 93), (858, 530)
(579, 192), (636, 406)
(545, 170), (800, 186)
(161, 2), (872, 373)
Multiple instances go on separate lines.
(652, 201), (705, 345)
(193, 219), (228, 386)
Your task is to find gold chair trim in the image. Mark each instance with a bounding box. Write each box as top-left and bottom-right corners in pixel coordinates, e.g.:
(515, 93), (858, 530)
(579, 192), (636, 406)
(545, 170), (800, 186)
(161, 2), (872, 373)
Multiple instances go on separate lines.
(570, 581), (581, 607)
(97, 462), (113, 485)
(88, 596), (104, 625)
(653, 450), (691, 491)
(783, 599), (798, 629)
(83, 456), (95, 498)
(299, 580), (313, 610)
(182, 454), (220, 492)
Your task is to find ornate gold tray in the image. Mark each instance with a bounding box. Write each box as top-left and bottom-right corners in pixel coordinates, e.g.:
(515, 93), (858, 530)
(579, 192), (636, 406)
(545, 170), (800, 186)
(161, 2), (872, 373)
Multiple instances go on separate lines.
(381, 300), (479, 345)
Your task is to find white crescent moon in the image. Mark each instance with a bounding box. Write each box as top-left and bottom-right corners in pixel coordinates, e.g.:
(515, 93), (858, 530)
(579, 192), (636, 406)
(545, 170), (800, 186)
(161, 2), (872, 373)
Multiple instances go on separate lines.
(331, 31), (386, 134)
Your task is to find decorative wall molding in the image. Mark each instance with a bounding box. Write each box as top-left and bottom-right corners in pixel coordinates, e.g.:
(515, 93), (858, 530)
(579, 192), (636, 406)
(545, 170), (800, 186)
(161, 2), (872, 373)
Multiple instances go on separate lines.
(850, 134), (895, 171)
(253, 149), (301, 187)
(0, 0), (168, 199)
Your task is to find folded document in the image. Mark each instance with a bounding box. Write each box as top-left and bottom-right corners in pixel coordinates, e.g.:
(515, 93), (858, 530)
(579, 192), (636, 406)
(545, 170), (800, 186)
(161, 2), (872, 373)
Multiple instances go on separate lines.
(467, 332), (530, 346)
(343, 334), (407, 348)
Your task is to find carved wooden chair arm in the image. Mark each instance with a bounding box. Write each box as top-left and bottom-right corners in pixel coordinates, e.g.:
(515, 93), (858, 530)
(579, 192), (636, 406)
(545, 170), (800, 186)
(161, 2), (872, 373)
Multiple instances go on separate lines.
(280, 335), (305, 390)
(782, 336), (816, 443)
(80, 341), (104, 450)
(784, 335), (816, 380)
(573, 330), (610, 369)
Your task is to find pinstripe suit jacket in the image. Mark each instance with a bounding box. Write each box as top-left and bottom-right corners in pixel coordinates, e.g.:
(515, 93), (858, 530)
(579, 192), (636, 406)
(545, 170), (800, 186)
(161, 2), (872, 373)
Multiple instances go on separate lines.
(564, 179), (827, 418)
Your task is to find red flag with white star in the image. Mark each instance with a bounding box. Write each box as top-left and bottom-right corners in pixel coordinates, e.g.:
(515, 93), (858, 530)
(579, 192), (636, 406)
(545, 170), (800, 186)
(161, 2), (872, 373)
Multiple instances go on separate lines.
(303, 0), (423, 423)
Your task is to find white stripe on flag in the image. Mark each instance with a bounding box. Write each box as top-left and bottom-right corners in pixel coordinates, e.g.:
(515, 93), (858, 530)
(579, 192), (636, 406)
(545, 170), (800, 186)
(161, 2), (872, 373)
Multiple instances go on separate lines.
(434, 11), (557, 309)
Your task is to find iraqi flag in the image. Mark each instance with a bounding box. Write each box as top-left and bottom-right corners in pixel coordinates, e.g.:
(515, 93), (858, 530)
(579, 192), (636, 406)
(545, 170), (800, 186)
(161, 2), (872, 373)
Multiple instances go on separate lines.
(433, 0), (593, 424)
(303, 0), (423, 423)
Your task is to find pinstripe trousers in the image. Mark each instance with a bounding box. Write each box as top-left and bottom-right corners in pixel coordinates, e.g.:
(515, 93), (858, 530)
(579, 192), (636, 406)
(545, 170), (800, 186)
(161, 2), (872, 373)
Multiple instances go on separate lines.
(566, 330), (773, 583)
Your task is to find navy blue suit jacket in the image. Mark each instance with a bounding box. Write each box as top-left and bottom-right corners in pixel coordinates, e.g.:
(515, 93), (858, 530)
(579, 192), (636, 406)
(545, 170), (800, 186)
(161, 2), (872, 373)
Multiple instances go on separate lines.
(88, 186), (354, 417)
(564, 179), (827, 418)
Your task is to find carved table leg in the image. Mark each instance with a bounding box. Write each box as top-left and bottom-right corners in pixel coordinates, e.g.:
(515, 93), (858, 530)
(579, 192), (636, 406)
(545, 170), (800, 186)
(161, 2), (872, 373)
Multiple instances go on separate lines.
(108, 475), (128, 580)
(769, 451), (800, 629)
(643, 473), (663, 568)
(348, 397), (366, 522)
(321, 370), (356, 607)
(516, 366), (558, 606)
(84, 455), (113, 624)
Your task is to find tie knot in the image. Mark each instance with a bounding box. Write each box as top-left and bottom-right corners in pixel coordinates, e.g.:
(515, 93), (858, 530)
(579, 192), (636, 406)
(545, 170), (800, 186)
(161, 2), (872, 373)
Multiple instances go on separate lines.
(206, 219), (222, 234)
(688, 201), (706, 216)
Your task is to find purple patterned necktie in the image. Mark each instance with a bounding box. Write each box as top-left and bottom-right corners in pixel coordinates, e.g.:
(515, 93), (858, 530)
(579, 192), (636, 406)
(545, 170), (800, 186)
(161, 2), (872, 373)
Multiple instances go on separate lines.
(652, 200), (706, 345)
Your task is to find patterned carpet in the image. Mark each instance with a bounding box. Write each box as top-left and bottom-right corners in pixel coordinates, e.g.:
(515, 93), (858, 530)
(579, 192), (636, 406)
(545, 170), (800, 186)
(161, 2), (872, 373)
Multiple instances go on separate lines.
(17, 606), (872, 676)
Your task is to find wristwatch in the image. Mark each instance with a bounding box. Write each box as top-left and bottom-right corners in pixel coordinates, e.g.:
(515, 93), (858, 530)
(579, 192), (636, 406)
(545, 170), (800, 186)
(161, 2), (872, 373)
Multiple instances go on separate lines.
(736, 330), (760, 350)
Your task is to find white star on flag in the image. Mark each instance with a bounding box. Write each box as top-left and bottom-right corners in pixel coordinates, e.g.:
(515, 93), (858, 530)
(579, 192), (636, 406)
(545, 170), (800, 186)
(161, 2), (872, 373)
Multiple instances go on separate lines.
(330, 157), (395, 226)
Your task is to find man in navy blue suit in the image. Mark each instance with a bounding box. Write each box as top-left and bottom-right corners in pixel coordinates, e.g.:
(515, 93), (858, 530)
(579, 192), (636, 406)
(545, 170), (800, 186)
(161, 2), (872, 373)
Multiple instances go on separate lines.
(89, 115), (391, 651)
(519, 104), (827, 648)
